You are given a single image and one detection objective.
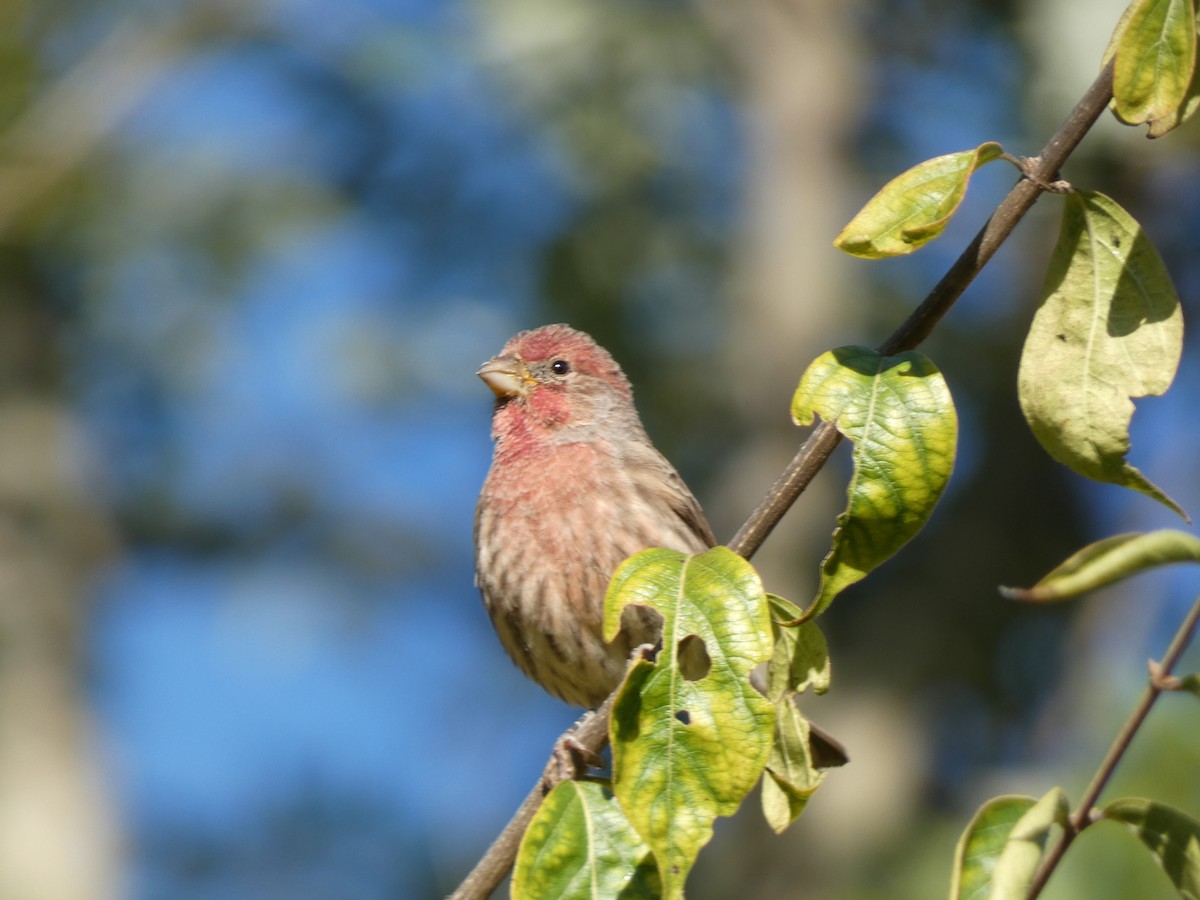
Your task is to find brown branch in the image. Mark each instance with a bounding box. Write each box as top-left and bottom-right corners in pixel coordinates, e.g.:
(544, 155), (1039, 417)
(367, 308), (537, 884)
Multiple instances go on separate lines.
(451, 58), (1117, 900)
(1027, 591), (1200, 898)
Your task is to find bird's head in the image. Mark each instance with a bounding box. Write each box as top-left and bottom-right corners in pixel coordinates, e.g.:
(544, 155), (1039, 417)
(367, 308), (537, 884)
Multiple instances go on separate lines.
(477, 324), (633, 431)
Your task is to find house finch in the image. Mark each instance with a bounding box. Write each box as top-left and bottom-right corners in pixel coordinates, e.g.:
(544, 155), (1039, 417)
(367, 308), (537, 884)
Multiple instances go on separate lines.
(475, 324), (716, 708)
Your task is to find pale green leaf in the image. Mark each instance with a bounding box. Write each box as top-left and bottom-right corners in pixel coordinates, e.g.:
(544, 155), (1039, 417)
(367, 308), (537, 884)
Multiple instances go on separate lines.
(1100, 798), (1200, 899)
(766, 594), (830, 701)
(834, 142), (1004, 258)
(949, 790), (1068, 900)
(950, 796), (1036, 900)
(604, 547), (775, 898)
(761, 699), (825, 834)
(1112, 0), (1198, 136)
(513, 780), (660, 900)
(1018, 191), (1185, 519)
(990, 788), (1070, 899)
(1002, 529), (1200, 602)
(792, 347), (958, 619)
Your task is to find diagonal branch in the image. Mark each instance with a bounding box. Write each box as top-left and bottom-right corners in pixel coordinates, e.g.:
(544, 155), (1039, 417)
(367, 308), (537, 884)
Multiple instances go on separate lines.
(1027, 589), (1200, 898)
(450, 58), (1117, 900)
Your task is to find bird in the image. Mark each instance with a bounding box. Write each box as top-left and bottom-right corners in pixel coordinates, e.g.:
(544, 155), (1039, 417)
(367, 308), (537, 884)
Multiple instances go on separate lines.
(474, 323), (716, 708)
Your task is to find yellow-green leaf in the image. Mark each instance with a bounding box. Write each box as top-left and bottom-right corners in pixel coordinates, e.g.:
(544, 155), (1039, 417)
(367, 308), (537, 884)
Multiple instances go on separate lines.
(792, 347), (957, 619)
(1100, 798), (1200, 899)
(834, 142), (1003, 258)
(949, 790), (1068, 900)
(1018, 191), (1185, 519)
(604, 547), (775, 898)
(513, 780), (660, 900)
(766, 594), (830, 701)
(1002, 529), (1200, 602)
(1112, 0), (1198, 136)
(761, 699), (825, 834)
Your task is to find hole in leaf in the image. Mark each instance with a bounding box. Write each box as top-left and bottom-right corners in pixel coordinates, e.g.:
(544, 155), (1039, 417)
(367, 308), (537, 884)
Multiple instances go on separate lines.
(675, 709), (691, 725)
(677, 634), (711, 681)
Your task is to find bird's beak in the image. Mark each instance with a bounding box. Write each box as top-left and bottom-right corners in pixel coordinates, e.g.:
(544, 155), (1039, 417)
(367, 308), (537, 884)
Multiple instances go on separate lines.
(477, 354), (532, 399)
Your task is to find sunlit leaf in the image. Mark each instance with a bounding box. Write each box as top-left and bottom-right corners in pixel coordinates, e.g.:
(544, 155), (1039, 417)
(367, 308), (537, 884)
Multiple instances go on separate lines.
(1100, 798), (1200, 899)
(834, 142), (1004, 258)
(950, 796), (1036, 900)
(792, 347), (957, 619)
(1111, 0), (1198, 136)
(1018, 191), (1185, 519)
(1002, 529), (1200, 601)
(604, 547), (775, 898)
(513, 780), (660, 899)
(949, 790), (1068, 900)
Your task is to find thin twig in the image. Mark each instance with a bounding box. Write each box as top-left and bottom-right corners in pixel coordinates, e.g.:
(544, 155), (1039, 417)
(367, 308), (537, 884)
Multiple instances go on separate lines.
(1027, 592), (1200, 898)
(451, 57), (1118, 900)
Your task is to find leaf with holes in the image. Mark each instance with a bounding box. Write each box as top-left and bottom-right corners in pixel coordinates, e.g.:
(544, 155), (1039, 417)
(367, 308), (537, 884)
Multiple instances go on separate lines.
(604, 547), (775, 899)
(1018, 191), (1185, 518)
(513, 780), (660, 899)
(834, 142), (1003, 258)
(793, 347), (957, 620)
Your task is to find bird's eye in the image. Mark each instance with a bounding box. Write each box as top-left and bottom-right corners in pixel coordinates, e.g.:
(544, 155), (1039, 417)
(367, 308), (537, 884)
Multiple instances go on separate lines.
(550, 359), (571, 376)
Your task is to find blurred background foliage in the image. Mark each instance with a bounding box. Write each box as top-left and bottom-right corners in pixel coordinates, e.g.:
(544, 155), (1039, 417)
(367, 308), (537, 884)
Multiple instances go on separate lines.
(1, 0), (1198, 897)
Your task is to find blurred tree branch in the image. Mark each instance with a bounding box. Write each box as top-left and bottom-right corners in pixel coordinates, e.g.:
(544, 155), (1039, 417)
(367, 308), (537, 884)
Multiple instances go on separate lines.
(0, 5), (238, 235)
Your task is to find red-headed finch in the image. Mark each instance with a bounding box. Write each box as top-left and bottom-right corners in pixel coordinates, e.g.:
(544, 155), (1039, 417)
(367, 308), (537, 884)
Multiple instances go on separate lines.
(475, 324), (716, 708)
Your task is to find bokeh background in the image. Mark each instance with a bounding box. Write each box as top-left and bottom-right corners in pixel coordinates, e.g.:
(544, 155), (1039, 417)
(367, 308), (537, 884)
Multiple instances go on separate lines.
(3, 0), (1200, 897)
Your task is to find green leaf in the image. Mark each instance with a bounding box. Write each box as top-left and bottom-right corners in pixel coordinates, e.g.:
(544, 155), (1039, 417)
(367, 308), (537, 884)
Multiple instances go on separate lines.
(792, 347), (958, 619)
(766, 594), (830, 701)
(604, 547), (775, 898)
(761, 699), (825, 834)
(513, 780), (660, 900)
(1112, 0), (1198, 136)
(1018, 191), (1185, 519)
(990, 789), (1070, 899)
(949, 790), (1068, 900)
(950, 796), (1036, 900)
(834, 142), (1004, 258)
(1002, 529), (1200, 602)
(1176, 673), (1200, 699)
(1100, 798), (1200, 899)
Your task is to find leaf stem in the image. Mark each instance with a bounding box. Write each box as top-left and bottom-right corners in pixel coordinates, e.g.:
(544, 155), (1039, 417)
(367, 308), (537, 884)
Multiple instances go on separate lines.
(1026, 590), (1200, 898)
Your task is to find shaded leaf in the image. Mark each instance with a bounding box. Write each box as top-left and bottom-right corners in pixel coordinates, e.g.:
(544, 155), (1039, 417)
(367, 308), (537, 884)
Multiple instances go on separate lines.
(793, 347), (957, 619)
(766, 594), (830, 701)
(604, 547), (775, 898)
(1101, 798), (1200, 899)
(1111, 0), (1198, 136)
(514, 780), (660, 899)
(834, 142), (1003, 258)
(1175, 673), (1200, 699)
(761, 699), (825, 834)
(1018, 191), (1185, 519)
(1002, 529), (1200, 602)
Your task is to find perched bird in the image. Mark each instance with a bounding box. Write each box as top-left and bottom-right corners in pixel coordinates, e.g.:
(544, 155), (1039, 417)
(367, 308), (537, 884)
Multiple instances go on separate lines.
(474, 324), (716, 708)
